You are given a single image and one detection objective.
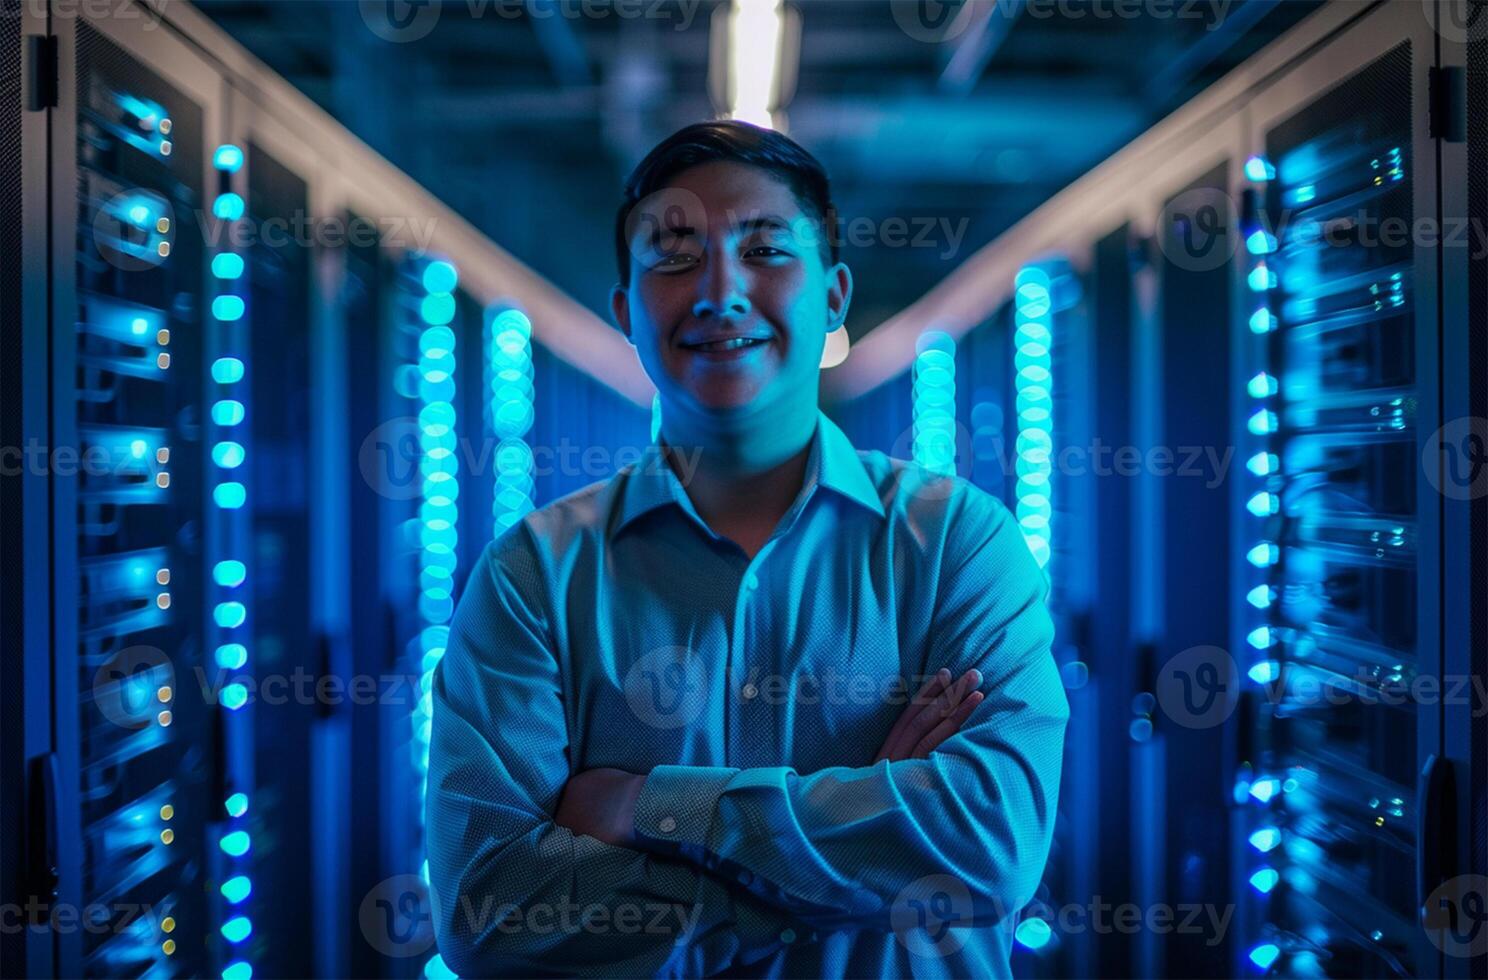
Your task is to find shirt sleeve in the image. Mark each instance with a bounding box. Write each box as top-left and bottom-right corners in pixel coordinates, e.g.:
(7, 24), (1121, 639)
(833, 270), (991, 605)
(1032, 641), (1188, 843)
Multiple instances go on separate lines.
(630, 489), (1069, 934)
(426, 529), (817, 978)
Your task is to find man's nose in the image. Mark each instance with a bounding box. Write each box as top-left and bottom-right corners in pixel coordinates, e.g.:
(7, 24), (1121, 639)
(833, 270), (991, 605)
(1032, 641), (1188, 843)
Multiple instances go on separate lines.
(692, 252), (751, 320)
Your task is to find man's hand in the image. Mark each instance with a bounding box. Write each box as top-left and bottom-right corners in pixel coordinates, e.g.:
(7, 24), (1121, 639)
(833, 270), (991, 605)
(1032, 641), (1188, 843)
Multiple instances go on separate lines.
(553, 767), (647, 846)
(874, 667), (984, 763)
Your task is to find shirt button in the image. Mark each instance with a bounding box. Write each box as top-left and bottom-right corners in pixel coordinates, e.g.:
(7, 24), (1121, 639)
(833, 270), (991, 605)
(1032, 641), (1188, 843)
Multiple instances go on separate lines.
(741, 683), (758, 701)
(780, 928), (796, 943)
(743, 572), (759, 591)
(658, 816), (677, 834)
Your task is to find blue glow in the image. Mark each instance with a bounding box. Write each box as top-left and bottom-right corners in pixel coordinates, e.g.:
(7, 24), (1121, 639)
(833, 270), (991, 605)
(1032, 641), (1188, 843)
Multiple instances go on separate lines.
(1247, 542), (1278, 568)
(213, 400), (246, 426)
(1246, 452), (1277, 477)
(131, 316), (149, 336)
(213, 442), (246, 469)
(1247, 372), (1277, 398)
(213, 295), (246, 322)
(214, 560), (247, 587)
(424, 955), (457, 979)
(216, 644), (248, 670)
(213, 144), (245, 172)
(1244, 156), (1275, 182)
(212, 358), (245, 384)
(1248, 409), (1277, 435)
(421, 293), (456, 326)
(1249, 868), (1279, 893)
(1248, 660), (1280, 684)
(1246, 230), (1278, 255)
(222, 683), (249, 710)
(215, 482), (247, 509)
(212, 193), (246, 221)
(1248, 943), (1280, 970)
(223, 962), (253, 980)
(1250, 778), (1280, 803)
(423, 261), (459, 294)
(221, 916), (253, 944)
(212, 253), (245, 279)
(1247, 492), (1278, 517)
(225, 792), (249, 817)
(1247, 626), (1274, 649)
(1247, 264), (1277, 291)
(221, 875), (253, 904)
(1249, 827), (1281, 852)
(419, 326), (457, 357)
(215, 602), (247, 628)
(1246, 586), (1274, 609)
(1014, 917), (1053, 950)
(219, 830), (251, 857)
(1249, 308), (1277, 334)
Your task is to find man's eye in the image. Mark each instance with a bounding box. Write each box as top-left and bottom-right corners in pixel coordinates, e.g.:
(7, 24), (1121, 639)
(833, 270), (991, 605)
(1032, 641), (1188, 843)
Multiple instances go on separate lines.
(745, 245), (789, 259)
(651, 252), (698, 271)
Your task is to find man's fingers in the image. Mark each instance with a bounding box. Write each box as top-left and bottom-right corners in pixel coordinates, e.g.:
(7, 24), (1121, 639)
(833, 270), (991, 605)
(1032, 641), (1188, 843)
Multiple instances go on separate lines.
(912, 690), (984, 759)
(876, 669), (949, 762)
(886, 669), (979, 762)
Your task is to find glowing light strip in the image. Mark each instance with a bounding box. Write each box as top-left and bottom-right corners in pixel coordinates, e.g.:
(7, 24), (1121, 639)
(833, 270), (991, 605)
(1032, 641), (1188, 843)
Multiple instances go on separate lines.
(727, 0), (785, 128)
(487, 307), (536, 534)
(1012, 266), (1053, 568)
(911, 330), (957, 479)
(211, 143), (253, 980)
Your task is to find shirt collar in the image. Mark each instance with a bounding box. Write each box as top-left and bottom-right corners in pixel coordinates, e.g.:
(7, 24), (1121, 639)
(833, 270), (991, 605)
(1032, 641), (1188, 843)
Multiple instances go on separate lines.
(612, 410), (885, 539)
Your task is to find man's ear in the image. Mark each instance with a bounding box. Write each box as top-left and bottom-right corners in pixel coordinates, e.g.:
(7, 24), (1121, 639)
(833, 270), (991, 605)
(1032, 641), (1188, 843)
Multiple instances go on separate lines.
(610, 283), (633, 343)
(826, 262), (854, 331)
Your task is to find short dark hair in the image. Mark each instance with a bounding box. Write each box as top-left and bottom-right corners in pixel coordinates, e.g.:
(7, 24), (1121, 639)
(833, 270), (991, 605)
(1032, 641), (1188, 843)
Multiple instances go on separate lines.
(614, 120), (839, 283)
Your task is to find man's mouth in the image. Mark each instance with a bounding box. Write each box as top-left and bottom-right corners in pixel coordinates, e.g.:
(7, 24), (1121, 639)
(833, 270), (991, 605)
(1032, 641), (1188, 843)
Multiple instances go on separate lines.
(679, 337), (770, 353)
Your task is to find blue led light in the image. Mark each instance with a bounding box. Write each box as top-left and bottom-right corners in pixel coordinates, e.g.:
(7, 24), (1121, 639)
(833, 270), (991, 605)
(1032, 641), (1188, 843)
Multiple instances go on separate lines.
(1248, 308), (1277, 334)
(1247, 542), (1278, 568)
(1014, 917), (1053, 950)
(214, 482), (247, 509)
(1248, 660), (1280, 684)
(213, 295), (246, 322)
(221, 916), (253, 944)
(1246, 230), (1278, 255)
(220, 830), (252, 857)
(131, 316), (149, 336)
(213, 442), (246, 469)
(423, 261), (459, 294)
(213, 400), (246, 426)
(212, 193), (245, 221)
(222, 683), (249, 710)
(1247, 372), (1277, 398)
(1244, 156), (1275, 182)
(1246, 585), (1274, 610)
(214, 560), (247, 587)
(1249, 778), (1280, 803)
(1248, 942), (1280, 970)
(421, 293), (456, 326)
(223, 960), (253, 980)
(221, 875), (253, 904)
(225, 792), (249, 817)
(215, 602), (247, 628)
(212, 253), (245, 279)
(1248, 409), (1277, 435)
(213, 144), (245, 172)
(1247, 264), (1277, 291)
(1247, 626), (1274, 649)
(216, 644), (248, 670)
(1249, 827), (1281, 852)
(1247, 492), (1279, 517)
(424, 954), (457, 979)
(212, 358), (245, 383)
(1246, 452), (1277, 477)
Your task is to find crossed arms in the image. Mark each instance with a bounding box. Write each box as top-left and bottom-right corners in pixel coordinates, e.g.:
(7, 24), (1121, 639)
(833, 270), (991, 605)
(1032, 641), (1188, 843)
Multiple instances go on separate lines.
(425, 506), (1068, 977)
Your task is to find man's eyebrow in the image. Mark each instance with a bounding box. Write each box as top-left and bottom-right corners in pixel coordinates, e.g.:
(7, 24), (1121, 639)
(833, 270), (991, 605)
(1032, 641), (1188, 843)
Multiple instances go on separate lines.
(734, 216), (793, 235)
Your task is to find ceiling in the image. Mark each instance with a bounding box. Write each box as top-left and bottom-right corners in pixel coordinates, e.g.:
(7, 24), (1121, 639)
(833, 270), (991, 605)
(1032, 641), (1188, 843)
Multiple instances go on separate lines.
(195, 0), (1324, 338)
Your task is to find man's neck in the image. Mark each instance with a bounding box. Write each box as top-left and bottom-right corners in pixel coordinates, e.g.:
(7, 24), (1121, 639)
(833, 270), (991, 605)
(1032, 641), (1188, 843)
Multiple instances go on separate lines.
(660, 401), (819, 555)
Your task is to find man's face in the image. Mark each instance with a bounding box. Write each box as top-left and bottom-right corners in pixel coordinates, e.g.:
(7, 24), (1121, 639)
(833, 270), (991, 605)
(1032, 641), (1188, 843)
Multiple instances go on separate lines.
(612, 161), (852, 419)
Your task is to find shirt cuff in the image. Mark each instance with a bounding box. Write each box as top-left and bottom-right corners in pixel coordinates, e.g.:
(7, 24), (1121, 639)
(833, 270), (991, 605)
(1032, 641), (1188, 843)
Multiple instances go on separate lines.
(633, 764), (737, 858)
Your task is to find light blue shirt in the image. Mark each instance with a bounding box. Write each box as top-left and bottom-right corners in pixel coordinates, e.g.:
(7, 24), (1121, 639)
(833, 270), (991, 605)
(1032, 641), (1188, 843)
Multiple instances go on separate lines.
(427, 411), (1067, 978)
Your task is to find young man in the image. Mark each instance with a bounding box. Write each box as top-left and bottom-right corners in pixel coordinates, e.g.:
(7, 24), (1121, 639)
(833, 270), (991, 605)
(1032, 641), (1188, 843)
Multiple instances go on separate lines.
(427, 121), (1067, 978)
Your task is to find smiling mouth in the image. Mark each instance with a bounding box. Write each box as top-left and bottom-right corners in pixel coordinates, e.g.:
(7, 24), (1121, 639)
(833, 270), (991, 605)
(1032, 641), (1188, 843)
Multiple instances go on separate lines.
(680, 337), (770, 353)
